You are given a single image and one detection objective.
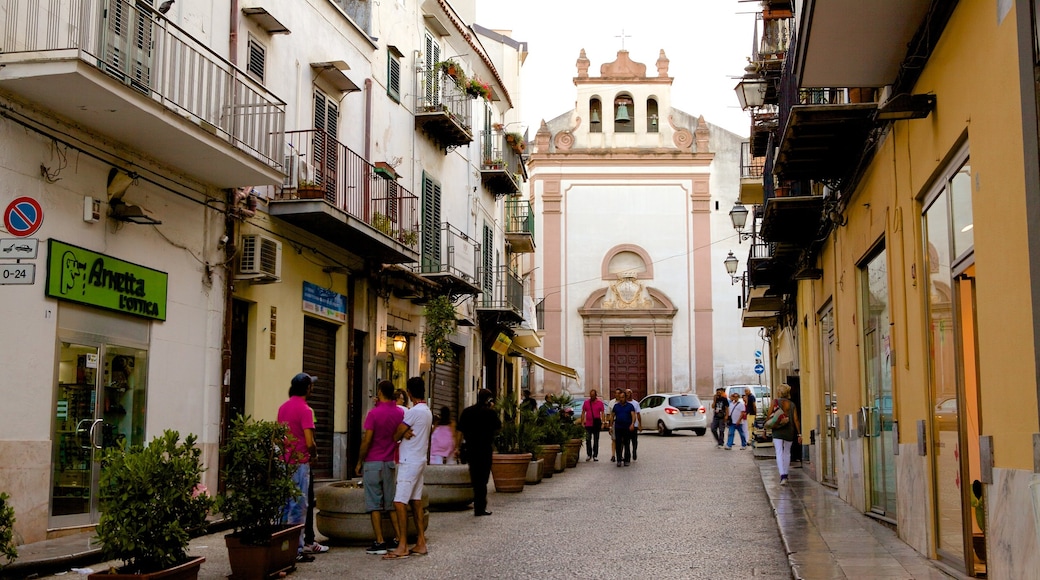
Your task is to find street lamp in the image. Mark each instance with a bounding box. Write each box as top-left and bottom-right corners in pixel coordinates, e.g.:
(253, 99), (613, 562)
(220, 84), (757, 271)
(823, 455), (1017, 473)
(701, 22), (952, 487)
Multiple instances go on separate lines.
(729, 202), (755, 243)
(734, 77), (768, 111)
(723, 251), (744, 285)
(393, 334), (407, 353)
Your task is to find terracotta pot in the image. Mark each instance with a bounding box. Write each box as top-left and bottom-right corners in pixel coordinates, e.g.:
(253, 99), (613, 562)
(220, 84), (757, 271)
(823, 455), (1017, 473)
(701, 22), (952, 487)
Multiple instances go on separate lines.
(562, 439), (583, 468)
(296, 186), (327, 200)
(536, 445), (560, 479)
(224, 524), (302, 580)
(490, 453), (531, 492)
(87, 557), (205, 580)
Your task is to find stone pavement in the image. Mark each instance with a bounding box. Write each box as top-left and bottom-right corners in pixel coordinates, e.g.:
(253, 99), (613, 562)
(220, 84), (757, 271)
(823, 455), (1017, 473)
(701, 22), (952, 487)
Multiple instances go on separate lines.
(5, 434), (962, 579)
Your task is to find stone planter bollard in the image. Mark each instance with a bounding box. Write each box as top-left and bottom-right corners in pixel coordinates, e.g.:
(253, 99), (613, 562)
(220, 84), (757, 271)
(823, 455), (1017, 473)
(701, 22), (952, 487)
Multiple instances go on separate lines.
(424, 463), (474, 511)
(315, 479), (429, 544)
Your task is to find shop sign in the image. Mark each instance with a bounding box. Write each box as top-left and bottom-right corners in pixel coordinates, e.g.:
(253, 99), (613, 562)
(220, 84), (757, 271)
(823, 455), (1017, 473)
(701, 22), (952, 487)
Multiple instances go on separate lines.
(45, 240), (168, 320)
(302, 281), (346, 323)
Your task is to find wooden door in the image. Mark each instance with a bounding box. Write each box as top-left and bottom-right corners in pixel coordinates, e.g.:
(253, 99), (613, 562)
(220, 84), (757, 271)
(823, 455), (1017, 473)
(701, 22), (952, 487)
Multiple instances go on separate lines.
(609, 337), (647, 402)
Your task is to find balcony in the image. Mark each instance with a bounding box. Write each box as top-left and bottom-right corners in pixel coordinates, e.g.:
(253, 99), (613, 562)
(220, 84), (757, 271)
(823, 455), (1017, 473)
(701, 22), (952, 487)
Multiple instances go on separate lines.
(414, 67), (473, 151)
(479, 130), (524, 195)
(0, 0), (285, 187)
(270, 129), (419, 264)
(476, 265), (524, 324)
(773, 88), (877, 183)
(748, 106), (778, 158)
(504, 199), (535, 254)
(739, 141), (765, 205)
(413, 222), (481, 296)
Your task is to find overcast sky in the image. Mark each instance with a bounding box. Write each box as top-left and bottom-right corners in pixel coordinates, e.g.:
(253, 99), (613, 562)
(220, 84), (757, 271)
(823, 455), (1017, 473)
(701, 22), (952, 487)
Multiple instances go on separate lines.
(476, 0), (756, 138)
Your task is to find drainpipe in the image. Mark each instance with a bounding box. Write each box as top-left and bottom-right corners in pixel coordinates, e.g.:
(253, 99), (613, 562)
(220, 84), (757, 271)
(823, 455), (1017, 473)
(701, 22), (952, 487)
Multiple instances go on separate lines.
(229, 0), (238, 65)
(219, 190), (236, 490)
(364, 78), (372, 162)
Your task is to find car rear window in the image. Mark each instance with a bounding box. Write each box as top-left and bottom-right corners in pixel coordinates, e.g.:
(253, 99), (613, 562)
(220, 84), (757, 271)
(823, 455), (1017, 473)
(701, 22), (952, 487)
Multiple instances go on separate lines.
(668, 395), (700, 410)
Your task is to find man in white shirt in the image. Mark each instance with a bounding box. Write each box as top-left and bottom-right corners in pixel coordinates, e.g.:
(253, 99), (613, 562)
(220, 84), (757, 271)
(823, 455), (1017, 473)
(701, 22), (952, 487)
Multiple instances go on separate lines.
(625, 389), (642, 461)
(385, 377), (432, 559)
(726, 392), (748, 450)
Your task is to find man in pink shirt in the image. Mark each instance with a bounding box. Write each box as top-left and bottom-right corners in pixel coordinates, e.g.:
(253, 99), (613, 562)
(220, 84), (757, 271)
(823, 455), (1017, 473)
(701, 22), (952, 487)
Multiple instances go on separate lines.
(355, 380), (404, 555)
(580, 390), (606, 462)
(277, 373), (317, 562)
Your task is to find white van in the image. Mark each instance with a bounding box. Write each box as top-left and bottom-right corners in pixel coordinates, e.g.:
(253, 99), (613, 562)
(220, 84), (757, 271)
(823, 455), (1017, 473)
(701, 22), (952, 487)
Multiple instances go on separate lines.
(725, 384), (771, 418)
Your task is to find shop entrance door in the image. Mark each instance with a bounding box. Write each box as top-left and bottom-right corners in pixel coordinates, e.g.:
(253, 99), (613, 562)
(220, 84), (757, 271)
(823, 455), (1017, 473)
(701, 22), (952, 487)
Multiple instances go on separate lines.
(819, 305), (838, 486)
(861, 249), (896, 517)
(51, 340), (147, 527)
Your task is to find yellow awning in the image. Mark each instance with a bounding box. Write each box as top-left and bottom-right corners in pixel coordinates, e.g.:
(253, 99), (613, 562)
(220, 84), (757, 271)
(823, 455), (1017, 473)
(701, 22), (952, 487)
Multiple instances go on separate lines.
(509, 345), (579, 380)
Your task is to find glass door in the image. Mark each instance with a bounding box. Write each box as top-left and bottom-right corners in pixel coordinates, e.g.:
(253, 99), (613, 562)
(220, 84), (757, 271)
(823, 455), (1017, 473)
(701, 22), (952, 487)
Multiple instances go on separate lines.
(51, 341), (147, 527)
(819, 305), (838, 486)
(862, 248), (896, 517)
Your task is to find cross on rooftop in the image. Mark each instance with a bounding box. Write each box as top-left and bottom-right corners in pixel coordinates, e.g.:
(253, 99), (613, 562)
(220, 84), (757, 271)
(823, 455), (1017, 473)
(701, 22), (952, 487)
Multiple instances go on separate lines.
(616, 29), (631, 50)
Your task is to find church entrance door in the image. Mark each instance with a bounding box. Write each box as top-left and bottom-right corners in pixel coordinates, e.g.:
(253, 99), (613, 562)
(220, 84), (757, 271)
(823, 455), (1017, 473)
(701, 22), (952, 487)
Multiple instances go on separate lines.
(609, 337), (647, 402)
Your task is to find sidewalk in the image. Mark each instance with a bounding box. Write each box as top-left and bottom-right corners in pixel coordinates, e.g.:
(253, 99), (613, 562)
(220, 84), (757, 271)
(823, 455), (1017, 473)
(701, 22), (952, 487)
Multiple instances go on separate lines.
(758, 458), (962, 580)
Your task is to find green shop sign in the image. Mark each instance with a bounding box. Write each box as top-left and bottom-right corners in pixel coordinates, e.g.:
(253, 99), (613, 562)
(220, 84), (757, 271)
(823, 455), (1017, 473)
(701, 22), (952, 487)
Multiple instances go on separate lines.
(45, 240), (168, 320)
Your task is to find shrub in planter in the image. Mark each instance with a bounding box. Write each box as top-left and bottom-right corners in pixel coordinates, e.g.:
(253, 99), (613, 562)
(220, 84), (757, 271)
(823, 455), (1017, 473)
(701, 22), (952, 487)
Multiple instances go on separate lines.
(0, 492), (16, 569)
(93, 430), (211, 575)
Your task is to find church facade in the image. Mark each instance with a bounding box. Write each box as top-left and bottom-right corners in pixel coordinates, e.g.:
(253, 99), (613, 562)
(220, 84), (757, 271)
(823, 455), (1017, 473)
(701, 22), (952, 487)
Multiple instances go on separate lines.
(527, 49), (763, 400)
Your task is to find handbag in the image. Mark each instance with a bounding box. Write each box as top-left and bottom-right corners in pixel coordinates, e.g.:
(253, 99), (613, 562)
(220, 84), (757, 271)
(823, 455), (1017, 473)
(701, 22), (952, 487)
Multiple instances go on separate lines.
(765, 401), (789, 429)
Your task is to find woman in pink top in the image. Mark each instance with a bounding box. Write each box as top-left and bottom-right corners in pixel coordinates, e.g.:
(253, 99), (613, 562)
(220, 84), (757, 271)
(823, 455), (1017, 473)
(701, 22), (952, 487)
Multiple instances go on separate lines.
(429, 406), (458, 464)
(581, 390), (606, 462)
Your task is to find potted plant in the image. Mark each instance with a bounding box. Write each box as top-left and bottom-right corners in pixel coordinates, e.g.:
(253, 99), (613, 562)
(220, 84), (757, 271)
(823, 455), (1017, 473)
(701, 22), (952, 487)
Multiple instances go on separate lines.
(0, 492), (17, 571)
(490, 393), (535, 492)
(465, 77), (490, 100)
(398, 228), (419, 247)
(296, 179), (325, 200)
(372, 212), (394, 237)
(437, 59), (464, 82)
(504, 132), (525, 154)
(551, 392), (584, 468)
(483, 157), (505, 170)
(534, 412), (568, 478)
(90, 430), (211, 579)
(218, 416), (303, 580)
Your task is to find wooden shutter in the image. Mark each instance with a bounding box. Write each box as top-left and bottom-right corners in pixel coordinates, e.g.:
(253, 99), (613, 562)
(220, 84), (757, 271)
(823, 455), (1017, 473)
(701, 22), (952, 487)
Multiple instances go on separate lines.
(425, 33), (440, 105)
(312, 90), (339, 197)
(388, 53), (401, 102)
(482, 222), (494, 297)
(247, 36), (265, 83)
(421, 174), (442, 271)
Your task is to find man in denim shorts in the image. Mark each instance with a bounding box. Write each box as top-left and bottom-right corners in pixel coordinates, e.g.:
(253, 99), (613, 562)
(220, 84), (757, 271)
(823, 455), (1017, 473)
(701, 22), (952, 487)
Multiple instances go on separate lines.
(356, 380), (404, 555)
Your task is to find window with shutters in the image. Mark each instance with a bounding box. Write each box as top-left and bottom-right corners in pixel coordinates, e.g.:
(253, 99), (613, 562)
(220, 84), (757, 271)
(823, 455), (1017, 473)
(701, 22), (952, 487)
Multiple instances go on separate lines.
(247, 35), (266, 83)
(313, 90), (339, 193)
(482, 222), (494, 298)
(424, 32), (441, 105)
(421, 173), (442, 272)
(387, 48), (402, 103)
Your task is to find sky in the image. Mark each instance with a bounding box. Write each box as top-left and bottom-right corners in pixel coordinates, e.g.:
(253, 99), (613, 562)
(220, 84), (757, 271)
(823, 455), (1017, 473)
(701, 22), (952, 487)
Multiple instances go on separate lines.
(475, 0), (756, 138)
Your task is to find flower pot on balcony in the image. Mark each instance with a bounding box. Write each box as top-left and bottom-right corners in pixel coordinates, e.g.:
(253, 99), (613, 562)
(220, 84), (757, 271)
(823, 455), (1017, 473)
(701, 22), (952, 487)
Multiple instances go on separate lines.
(297, 186), (326, 200)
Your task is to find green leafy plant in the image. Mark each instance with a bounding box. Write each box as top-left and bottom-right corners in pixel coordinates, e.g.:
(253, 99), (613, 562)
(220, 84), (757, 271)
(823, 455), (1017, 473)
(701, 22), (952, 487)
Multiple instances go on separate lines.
(398, 229), (419, 246)
(372, 212), (394, 236)
(535, 412), (569, 447)
(494, 394), (540, 454)
(465, 77), (491, 99)
(217, 416), (301, 545)
(94, 430), (212, 574)
(423, 295), (457, 364)
(0, 492), (17, 569)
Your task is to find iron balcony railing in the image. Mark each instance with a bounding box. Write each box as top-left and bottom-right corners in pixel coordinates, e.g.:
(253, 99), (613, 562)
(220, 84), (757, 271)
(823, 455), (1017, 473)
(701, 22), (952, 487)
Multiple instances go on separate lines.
(416, 222), (480, 281)
(479, 130), (524, 174)
(479, 265), (523, 314)
(504, 199), (534, 238)
(415, 67), (473, 130)
(280, 129), (419, 249)
(0, 0), (285, 169)
(740, 142), (765, 180)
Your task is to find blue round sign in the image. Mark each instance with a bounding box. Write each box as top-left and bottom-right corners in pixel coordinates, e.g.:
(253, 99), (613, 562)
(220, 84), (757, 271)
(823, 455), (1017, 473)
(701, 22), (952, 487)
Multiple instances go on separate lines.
(754, 363), (765, 375)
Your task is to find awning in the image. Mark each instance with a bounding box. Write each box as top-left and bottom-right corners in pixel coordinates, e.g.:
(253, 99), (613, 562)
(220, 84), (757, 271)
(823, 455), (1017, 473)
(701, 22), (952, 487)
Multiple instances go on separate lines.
(509, 345), (579, 380)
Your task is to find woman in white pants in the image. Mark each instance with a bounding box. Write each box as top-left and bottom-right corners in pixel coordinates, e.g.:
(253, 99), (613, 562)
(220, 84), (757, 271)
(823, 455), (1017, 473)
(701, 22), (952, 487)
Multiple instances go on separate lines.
(770, 384), (801, 486)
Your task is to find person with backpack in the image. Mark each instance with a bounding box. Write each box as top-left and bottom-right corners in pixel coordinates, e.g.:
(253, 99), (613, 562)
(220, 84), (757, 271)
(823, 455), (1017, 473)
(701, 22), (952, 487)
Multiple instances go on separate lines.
(725, 391), (748, 450)
(710, 388), (730, 448)
(769, 384), (801, 485)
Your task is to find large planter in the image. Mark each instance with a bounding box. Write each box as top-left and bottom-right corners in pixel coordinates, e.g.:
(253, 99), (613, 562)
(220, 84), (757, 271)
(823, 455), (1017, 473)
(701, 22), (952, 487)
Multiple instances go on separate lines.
(424, 464), (474, 511)
(225, 524), (302, 580)
(296, 186), (326, 200)
(316, 479), (428, 542)
(525, 459), (544, 485)
(87, 557), (205, 580)
(490, 453), (532, 493)
(562, 438), (583, 468)
(536, 445), (561, 479)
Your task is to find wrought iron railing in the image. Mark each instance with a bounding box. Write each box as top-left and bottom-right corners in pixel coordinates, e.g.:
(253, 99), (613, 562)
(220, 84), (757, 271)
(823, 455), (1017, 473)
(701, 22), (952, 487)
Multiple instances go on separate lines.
(414, 67), (473, 129)
(740, 142), (765, 179)
(479, 130), (524, 174)
(0, 0), (286, 169)
(479, 265), (523, 314)
(504, 199), (534, 238)
(280, 129), (419, 249)
(416, 222), (479, 282)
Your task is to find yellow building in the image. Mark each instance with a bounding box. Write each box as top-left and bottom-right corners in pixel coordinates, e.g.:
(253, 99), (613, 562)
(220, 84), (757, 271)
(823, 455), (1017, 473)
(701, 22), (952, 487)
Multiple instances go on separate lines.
(734, 1), (1040, 577)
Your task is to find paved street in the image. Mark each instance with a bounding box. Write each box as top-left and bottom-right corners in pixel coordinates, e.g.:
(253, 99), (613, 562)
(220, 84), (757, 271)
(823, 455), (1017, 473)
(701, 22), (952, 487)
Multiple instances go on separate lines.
(45, 432), (789, 579)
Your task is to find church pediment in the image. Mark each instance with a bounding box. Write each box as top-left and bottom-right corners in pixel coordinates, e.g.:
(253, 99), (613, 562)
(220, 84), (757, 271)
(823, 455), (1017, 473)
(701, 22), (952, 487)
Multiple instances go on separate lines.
(600, 50), (647, 80)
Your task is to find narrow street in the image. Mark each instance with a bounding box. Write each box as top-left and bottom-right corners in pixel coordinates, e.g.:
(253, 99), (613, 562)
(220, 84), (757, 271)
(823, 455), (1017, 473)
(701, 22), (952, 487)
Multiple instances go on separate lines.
(57, 432), (789, 579)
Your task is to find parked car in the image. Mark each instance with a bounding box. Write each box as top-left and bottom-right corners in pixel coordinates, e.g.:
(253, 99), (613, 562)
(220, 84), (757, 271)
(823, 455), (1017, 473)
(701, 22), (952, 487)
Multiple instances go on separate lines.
(726, 385), (771, 418)
(638, 393), (708, 436)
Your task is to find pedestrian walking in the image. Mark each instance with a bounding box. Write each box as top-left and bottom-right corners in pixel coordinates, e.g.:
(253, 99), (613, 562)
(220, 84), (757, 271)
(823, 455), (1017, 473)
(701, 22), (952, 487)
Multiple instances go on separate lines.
(301, 402), (329, 555)
(520, 389), (537, 413)
(744, 387), (757, 443)
(625, 389), (642, 461)
(710, 387), (730, 448)
(611, 391), (637, 466)
(385, 377), (432, 559)
(456, 389), (501, 516)
(429, 406), (458, 464)
(356, 380), (404, 555)
(770, 384), (801, 486)
(277, 373), (318, 562)
(725, 391), (748, 450)
(580, 390), (605, 461)
(606, 388), (622, 462)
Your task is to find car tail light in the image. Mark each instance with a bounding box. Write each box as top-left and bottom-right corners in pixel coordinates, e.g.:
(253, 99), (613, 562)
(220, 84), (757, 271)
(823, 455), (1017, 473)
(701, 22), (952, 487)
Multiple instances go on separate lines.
(664, 407), (678, 415)
(698, 406), (706, 414)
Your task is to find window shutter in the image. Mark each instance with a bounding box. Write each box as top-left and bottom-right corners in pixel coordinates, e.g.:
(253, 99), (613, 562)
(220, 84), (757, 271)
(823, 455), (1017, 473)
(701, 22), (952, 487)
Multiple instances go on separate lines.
(421, 175), (442, 270)
(425, 34), (439, 104)
(247, 37), (265, 82)
(388, 55), (401, 102)
(483, 223), (494, 295)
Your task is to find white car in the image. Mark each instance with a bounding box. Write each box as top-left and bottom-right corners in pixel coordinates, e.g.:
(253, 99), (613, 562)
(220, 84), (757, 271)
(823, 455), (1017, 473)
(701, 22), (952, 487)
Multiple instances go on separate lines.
(638, 393), (708, 436)
(726, 385), (771, 418)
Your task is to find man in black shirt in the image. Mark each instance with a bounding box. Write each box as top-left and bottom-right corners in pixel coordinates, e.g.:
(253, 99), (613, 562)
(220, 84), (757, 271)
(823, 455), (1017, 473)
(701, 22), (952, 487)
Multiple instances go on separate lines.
(456, 389), (501, 516)
(711, 388), (729, 448)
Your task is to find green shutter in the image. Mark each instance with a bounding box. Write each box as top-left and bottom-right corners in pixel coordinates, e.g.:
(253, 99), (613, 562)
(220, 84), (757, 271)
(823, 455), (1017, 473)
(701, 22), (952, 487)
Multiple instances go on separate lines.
(421, 175), (442, 272)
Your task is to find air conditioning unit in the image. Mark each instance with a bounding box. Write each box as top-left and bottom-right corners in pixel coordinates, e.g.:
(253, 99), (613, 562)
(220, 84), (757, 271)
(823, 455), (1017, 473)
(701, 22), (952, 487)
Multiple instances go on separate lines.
(282, 153), (313, 189)
(237, 234), (282, 283)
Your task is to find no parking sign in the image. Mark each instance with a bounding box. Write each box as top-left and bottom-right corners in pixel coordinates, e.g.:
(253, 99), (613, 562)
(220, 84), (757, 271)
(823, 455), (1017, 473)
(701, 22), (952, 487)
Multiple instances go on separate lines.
(4, 197), (44, 237)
